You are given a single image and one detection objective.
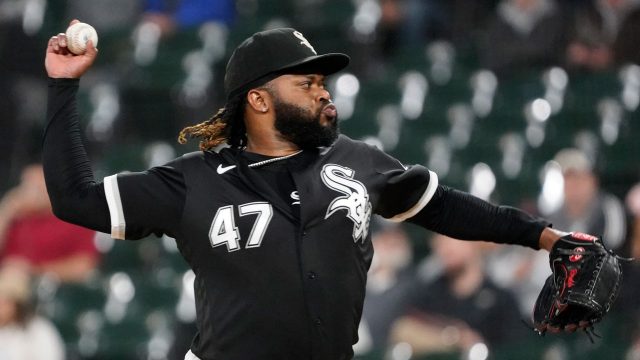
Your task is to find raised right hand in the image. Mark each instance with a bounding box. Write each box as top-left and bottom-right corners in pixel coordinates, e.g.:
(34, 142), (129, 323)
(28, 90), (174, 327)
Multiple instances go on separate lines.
(45, 19), (98, 79)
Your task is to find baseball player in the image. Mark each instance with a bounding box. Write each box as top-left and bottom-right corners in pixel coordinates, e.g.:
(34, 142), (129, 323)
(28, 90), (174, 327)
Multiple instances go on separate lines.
(43, 22), (603, 360)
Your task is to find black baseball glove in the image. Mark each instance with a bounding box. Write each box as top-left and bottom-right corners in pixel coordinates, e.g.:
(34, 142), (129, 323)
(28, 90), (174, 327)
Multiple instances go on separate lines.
(533, 232), (623, 336)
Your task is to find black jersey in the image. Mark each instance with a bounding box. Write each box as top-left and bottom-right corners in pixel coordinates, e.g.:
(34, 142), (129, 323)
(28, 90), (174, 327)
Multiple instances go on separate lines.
(102, 135), (436, 360)
(44, 79), (547, 360)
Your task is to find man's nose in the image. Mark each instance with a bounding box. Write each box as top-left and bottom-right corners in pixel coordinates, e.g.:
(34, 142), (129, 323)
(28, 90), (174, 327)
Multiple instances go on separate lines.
(317, 88), (331, 103)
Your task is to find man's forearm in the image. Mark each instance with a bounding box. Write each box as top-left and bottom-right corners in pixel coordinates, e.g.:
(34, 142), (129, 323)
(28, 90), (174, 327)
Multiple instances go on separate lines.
(43, 78), (111, 233)
(409, 185), (551, 250)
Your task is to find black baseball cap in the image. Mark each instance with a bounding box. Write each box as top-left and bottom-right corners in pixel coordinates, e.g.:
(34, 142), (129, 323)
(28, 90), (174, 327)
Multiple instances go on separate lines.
(224, 28), (350, 100)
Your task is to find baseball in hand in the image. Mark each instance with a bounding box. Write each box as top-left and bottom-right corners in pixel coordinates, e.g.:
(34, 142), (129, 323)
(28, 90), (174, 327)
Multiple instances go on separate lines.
(65, 22), (98, 55)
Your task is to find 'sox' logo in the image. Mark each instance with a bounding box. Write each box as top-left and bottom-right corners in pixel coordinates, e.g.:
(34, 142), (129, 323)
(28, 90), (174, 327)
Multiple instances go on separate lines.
(321, 164), (372, 242)
(293, 31), (317, 54)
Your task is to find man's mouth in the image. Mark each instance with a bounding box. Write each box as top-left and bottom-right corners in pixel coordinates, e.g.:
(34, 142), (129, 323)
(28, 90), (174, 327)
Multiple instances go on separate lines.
(321, 104), (337, 120)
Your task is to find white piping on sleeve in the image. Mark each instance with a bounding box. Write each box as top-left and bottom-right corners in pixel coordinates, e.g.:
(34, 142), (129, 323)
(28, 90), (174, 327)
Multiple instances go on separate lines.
(184, 350), (201, 360)
(389, 170), (439, 222)
(104, 175), (126, 239)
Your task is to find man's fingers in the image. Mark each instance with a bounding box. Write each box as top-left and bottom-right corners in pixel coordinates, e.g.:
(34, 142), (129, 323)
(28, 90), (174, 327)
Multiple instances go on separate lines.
(57, 33), (67, 48)
(47, 36), (57, 53)
(85, 40), (98, 57)
(52, 35), (60, 52)
(56, 33), (73, 56)
(69, 19), (80, 26)
(47, 33), (74, 57)
(51, 33), (67, 54)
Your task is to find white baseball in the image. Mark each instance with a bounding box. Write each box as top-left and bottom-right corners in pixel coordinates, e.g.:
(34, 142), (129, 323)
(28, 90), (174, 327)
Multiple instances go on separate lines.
(65, 22), (98, 55)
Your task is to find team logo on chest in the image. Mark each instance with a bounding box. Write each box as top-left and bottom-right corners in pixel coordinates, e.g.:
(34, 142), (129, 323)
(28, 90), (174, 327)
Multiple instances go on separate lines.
(321, 164), (372, 242)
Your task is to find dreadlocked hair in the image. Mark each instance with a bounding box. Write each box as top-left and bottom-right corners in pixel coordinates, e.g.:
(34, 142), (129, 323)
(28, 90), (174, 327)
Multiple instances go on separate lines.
(178, 94), (247, 150)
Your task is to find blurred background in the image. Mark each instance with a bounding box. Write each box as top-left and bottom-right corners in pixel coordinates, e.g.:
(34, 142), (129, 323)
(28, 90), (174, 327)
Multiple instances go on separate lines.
(1, 0), (640, 359)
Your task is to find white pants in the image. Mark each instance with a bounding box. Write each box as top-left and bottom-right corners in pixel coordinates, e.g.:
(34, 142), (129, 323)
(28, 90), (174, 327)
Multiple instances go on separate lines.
(185, 350), (201, 360)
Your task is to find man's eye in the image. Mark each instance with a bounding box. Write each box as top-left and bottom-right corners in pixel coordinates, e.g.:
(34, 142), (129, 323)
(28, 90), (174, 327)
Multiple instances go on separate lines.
(301, 82), (311, 88)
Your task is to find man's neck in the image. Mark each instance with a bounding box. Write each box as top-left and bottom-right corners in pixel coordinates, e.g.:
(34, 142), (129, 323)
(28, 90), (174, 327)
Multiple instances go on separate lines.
(245, 137), (299, 157)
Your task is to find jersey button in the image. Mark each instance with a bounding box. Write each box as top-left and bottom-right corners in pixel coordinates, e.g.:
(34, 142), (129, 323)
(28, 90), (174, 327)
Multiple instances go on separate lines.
(315, 318), (322, 326)
(307, 272), (317, 280)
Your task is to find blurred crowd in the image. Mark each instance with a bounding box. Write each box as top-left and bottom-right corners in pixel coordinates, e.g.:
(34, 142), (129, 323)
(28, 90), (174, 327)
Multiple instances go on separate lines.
(1, 0), (640, 359)
(3, 0), (640, 189)
(372, 0), (640, 72)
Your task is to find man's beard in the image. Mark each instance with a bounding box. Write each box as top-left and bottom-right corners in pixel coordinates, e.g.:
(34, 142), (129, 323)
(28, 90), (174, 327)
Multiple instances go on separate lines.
(273, 99), (339, 150)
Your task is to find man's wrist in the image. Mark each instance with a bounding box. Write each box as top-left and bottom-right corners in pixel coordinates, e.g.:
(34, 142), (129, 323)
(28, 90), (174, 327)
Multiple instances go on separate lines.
(539, 228), (570, 251)
(48, 77), (80, 86)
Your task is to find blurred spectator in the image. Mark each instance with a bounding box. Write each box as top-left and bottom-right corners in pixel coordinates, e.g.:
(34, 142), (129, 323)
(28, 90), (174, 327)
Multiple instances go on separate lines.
(355, 219), (414, 356)
(623, 183), (640, 360)
(486, 146), (631, 318)
(629, 338), (640, 360)
(566, 0), (640, 71)
(0, 266), (65, 360)
(0, 164), (99, 283)
(548, 150), (630, 324)
(389, 234), (525, 357)
(483, 242), (548, 317)
(548, 148), (628, 254)
(626, 182), (640, 259)
(376, 0), (407, 59)
(373, 0), (498, 59)
(405, 0), (499, 51)
(479, 0), (567, 75)
(447, 0), (501, 54)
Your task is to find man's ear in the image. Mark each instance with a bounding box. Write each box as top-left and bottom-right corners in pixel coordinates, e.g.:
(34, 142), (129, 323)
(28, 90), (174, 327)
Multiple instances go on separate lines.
(247, 89), (270, 113)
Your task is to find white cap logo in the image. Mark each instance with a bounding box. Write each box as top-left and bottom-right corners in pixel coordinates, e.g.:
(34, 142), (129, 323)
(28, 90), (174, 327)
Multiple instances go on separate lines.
(293, 31), (317, 55)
